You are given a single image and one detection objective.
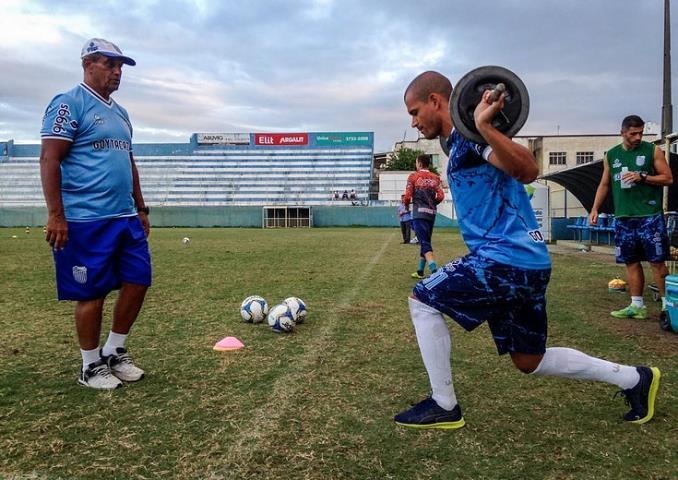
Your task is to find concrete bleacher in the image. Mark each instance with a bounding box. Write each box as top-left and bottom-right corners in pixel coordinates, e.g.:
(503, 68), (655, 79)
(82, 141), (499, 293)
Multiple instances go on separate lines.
(0, 155), (43, 206)
(0, 133), (374, 208)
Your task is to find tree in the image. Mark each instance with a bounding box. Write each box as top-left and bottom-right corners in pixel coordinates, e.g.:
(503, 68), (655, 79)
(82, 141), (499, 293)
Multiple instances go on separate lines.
(384, 147), (439, 174)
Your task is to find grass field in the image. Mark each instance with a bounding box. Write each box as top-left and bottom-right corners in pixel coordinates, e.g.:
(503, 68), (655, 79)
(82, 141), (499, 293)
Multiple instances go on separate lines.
(0, 226), (676, 480)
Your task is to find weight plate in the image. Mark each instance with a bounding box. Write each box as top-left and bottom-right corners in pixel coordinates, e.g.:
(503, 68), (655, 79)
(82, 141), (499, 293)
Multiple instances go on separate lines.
(439, 135), (450, 156)
(449, 65), (529, 144)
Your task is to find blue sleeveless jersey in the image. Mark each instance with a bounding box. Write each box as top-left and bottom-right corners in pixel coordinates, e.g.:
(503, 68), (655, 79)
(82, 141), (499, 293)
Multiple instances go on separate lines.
(40, 83), (136, 221)
(446, 130), (550, 269)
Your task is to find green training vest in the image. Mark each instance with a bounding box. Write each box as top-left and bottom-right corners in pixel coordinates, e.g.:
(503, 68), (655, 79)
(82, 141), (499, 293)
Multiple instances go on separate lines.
(607, 141), (663, 217)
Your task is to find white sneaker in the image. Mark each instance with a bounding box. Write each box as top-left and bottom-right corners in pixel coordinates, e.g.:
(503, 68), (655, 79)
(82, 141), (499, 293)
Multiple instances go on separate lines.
(78, 360), (123, 390)
(103, 348), (145, 382)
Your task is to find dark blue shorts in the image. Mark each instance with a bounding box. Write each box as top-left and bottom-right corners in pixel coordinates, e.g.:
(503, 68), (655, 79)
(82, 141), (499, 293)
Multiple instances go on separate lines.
(53, 216), (152, 301)
(413, 254), (551, 355)
(614, 214), (669, 264)
(411, 218), (435, 256)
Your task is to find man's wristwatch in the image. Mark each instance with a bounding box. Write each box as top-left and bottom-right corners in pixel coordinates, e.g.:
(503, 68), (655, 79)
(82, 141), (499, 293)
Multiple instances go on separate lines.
(639, 172), (648, 183)
(137, 206), (150, 215)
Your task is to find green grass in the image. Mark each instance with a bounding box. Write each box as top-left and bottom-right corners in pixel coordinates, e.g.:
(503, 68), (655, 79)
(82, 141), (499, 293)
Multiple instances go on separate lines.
(0, 227), (675, 480)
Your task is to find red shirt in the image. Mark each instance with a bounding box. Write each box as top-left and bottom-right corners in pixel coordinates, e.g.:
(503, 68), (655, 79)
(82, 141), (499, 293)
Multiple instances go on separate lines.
(403, 169), (444, 221)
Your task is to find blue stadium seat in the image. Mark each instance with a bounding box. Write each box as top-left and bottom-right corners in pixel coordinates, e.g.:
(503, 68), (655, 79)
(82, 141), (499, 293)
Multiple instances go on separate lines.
(590, 215), (607, 244)
(566, 216), (579, 239)
(567, 216), (586, 241)
(570, 216), (594, 243)
(580, 216), (593, 242)
(604, 216), (616, 245)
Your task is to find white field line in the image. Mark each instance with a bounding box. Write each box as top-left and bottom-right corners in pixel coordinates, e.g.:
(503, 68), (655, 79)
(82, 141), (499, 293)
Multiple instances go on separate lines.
(222, 231), (396, 465)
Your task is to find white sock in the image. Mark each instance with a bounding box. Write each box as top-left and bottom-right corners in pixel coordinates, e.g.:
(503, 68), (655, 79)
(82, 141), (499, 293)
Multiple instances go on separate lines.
(409, 297), (457, 410)
(102, 331), (128, 357)
(661, 297), (667, 310)
(81, 347), (101, 370)
(532, 347), (639, 390)
(631, 296), (644, 308)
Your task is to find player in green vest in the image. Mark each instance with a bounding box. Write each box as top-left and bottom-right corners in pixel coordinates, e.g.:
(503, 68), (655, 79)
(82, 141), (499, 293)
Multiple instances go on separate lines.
(590, 115), (674, 319)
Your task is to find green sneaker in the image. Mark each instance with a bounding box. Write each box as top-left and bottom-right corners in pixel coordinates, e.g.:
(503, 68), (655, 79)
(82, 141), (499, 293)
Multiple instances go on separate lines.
(411, 271), (424, 279)
(610, 305), (647, 319)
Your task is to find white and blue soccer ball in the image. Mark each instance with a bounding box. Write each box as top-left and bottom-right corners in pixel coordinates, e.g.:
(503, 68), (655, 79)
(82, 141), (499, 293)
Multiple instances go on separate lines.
(240, 295), (269, 323)
(284, 297), (307, 324)
(267, 303), (295, 333)
(182, 237), (191, 245)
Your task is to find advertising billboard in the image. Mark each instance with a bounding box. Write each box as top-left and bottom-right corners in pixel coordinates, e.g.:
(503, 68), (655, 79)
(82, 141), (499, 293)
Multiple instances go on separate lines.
(254, 133), (309, 146)
(315, 132), (371, 146)
(196, 133), (250, 145)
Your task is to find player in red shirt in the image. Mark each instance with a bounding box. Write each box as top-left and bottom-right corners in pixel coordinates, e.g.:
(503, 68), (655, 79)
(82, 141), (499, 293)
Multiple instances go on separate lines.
(403, 154), (445, 278)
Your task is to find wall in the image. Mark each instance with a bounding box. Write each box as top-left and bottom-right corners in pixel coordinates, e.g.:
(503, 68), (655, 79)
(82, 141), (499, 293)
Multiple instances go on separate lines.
(0, 206), (458, 228)
(150, 206), (262, 227)
(312, 206), (456, 227)
(0, 207), (47, 227)
(378, 171), (412, 202)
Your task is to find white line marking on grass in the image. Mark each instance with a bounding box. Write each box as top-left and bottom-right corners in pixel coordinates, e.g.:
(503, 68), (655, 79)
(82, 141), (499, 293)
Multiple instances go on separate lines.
(221, 231), (396, 469)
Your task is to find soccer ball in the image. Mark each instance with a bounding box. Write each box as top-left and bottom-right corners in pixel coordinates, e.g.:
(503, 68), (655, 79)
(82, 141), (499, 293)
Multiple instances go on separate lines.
(284, 297), (307, 324)
(240, 296), (269, 323)
(182, 237), (191, 245)
(267, 303), (295, 333)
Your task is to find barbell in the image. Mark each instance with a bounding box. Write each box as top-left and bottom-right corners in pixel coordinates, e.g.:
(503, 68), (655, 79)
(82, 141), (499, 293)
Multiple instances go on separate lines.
(444, 65), (530, 147)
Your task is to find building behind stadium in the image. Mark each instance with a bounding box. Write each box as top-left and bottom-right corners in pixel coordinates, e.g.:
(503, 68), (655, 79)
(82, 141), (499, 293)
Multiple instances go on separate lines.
(388, 128), (665, 219)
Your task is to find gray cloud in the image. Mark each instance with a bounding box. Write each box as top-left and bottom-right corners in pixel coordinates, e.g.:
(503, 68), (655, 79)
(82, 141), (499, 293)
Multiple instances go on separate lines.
(0, 0), (675, 149)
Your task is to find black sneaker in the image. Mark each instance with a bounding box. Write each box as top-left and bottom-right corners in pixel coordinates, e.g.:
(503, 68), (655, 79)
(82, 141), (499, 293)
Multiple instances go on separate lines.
(394, 397), (465, 430)
(616, 366), (661, 424)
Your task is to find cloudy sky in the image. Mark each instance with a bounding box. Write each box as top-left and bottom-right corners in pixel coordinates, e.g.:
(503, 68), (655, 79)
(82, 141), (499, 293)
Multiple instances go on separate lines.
(0, 0), (675, 151)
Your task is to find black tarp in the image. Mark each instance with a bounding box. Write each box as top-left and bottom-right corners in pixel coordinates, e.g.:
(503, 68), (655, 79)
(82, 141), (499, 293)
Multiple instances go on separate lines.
(540, 152), (678, 214)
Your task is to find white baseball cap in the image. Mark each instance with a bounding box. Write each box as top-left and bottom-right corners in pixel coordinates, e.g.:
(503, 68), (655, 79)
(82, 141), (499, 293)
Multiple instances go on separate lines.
(81, 38), (136, 66)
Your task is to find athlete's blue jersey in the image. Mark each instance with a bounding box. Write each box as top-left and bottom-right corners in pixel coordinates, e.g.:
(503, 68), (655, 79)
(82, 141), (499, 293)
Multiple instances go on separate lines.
(446, 130), (551, 269)
(40, 83), (136, 221)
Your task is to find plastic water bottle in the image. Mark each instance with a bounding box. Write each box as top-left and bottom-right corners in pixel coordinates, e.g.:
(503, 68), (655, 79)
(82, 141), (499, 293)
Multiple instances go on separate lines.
(620, 166), (632, 189)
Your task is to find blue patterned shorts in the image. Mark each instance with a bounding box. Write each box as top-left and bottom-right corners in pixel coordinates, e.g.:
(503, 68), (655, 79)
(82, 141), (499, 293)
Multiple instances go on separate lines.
(614, 214), (668, 264)
(411, 218), (434, 256)
(412, 254), (551, 355)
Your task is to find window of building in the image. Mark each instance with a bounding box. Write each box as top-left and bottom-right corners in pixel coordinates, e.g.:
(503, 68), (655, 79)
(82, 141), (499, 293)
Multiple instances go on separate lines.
(576, 151), (594, 165)
(549, 152), (567, 165)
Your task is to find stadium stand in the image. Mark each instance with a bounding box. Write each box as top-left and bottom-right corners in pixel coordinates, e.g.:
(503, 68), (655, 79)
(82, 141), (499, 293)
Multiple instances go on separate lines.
(0, 142), (43, 206)
(0, 132), (374, 207)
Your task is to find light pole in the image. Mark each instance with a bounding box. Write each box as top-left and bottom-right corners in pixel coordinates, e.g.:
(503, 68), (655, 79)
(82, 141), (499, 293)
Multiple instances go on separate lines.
(662, 0), (673, 140)
(662, 0), (672, 212)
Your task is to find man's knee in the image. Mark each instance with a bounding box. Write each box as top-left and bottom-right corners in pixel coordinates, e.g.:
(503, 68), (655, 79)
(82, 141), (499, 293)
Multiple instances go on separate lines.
(625, 261), (642, 272)
(76, 298), (105, 309)
(510, 352), (543, 374)
(121, 282), (150, 292)
(650, 262), (668, 273)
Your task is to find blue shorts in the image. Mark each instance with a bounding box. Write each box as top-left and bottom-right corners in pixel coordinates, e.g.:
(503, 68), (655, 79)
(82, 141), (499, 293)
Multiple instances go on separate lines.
(53, 216), (152, 301)
(411, 218), (435, 256)
(413, 254), (551, 355)
(614, 214), (669, 264)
